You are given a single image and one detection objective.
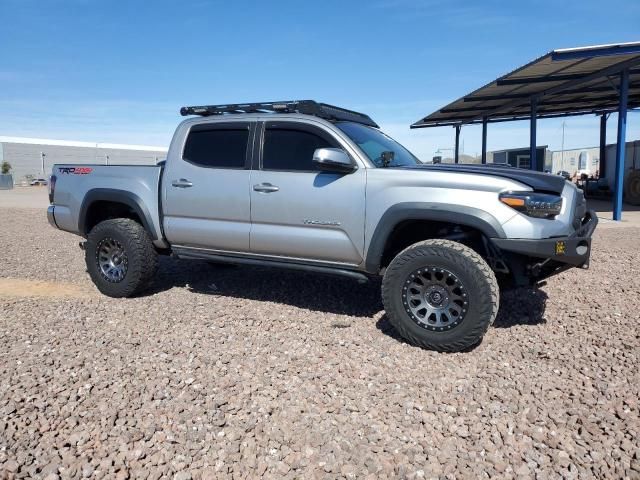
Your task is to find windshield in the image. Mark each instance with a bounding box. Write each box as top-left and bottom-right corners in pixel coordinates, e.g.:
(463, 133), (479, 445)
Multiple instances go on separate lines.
(336, 122), (420, 168)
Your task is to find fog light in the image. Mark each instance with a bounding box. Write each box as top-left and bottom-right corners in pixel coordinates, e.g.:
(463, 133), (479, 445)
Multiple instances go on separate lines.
(576, 242), (588, 256)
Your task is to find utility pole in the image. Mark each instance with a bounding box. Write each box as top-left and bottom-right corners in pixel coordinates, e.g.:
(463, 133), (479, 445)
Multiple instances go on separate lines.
(561, 121), (566, 168)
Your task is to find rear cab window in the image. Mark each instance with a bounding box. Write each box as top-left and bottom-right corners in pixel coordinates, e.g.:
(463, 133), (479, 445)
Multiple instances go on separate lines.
(183, 122), (251, 169)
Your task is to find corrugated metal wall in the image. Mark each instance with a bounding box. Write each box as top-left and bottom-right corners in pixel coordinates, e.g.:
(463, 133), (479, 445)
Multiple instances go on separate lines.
(604, 140), (640, 189)
(551, 147), (600, 176)
(551, 141), (640, 185)
(2, 142), (167, 183)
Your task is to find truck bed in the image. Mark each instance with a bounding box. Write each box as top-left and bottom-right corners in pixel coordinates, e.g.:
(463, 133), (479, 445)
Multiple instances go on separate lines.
(50, 164), (165, 246)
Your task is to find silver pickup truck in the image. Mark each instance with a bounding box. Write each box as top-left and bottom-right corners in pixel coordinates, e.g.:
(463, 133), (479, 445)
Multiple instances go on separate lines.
(47, 100), (597, 352)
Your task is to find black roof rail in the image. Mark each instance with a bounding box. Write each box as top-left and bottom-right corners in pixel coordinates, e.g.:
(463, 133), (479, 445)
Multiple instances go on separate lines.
(179, 100), (379, 128)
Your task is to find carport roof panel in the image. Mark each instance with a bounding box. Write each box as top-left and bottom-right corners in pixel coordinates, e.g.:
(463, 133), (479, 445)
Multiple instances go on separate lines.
(411, 42), (640, 128)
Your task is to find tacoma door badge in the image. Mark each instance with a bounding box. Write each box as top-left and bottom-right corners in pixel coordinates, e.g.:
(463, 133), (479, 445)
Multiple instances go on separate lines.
(303, 219), (341, 226)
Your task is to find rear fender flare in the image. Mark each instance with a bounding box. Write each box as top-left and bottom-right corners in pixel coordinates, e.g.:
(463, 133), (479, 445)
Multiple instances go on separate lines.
(79, 188), (159, 241)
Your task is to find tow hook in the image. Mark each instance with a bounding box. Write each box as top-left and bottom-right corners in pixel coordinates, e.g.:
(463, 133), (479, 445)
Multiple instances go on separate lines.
(530, 258), (550, 277)
(79, 241), (86, 251)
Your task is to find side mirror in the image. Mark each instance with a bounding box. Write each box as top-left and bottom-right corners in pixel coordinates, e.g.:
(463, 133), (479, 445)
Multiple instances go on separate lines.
(312, 148), (356, 173)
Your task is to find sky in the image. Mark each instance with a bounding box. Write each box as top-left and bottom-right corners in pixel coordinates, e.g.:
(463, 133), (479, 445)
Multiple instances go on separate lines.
(1, 0), (639, 159)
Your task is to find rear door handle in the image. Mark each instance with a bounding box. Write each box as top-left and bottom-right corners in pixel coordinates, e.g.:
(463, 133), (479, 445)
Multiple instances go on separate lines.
(253, 183), (279, 193)
(171, 178), (193, 188)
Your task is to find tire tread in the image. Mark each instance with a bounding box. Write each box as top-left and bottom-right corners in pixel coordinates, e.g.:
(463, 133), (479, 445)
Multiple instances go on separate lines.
(85, 218), (158, 298)
(382, 239), (499, 352)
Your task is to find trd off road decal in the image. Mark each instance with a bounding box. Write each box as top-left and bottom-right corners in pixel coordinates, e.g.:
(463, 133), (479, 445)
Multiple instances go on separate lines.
(59, 167), (93, 175)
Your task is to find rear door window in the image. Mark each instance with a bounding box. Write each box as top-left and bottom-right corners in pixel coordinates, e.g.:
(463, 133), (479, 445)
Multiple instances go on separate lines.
(183, 122), (250, 169)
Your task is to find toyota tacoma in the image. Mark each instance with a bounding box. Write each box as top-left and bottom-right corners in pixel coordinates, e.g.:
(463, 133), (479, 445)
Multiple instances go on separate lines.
(47, 100), (597, 352)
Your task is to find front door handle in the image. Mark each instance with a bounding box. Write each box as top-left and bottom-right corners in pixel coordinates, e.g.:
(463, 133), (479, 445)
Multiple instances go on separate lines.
(253, 183), (279, 193)
(171, 178), (193, 188)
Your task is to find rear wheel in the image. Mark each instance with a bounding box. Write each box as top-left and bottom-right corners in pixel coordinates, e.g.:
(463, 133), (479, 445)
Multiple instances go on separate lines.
(85, 218), (158, 298)
(382, 239), (499, 352)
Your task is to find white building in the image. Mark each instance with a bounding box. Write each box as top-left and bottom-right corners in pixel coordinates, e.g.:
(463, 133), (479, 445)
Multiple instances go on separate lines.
(551, 147), (600, 177)
(0, 136), (167, 183)
(551, 141), (640, 187)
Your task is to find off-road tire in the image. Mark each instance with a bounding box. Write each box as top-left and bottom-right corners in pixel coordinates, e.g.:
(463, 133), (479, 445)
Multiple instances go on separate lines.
(382, 239), (499, 352)
(85, 218), (158, 298)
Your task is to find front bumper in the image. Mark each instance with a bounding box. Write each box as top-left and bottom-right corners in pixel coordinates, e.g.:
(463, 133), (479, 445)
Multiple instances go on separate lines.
(491, 209), (598, 278)
(47, 205), (58, 229)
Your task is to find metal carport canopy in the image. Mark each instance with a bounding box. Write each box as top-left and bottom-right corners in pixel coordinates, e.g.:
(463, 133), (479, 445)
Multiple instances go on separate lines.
(410, 41), (640, 221)
(410, 42), (640, 128)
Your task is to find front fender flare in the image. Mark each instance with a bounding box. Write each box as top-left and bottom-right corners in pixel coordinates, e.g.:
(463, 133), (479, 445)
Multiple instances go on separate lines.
(364, 202), (505, 273)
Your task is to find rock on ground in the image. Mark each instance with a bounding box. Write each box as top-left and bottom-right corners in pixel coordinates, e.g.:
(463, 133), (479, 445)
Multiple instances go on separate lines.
(0, 208), (638, 479)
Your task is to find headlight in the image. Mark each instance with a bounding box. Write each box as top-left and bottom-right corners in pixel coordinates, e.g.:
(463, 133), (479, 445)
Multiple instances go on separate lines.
(499, 191), (562, 219)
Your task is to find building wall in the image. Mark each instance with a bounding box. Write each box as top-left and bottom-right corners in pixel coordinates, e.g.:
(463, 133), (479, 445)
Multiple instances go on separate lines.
(551, 147), (600, 177)
(489, 147), (550, 171)
(603, 140), (640, 190)
(552, 142), (640, 186)
(1, 140), (167, 182)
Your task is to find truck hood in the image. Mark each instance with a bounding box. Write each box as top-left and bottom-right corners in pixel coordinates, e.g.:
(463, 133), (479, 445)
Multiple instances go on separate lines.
(396, 163), (567, 195)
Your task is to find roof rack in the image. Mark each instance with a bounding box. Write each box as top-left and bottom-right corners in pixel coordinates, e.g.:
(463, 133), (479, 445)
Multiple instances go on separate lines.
(179, 100), (379, 128)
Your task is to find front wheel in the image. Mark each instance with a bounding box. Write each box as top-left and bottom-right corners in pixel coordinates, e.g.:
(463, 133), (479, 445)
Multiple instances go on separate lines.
(382, 239), (499, 352)
(85, 218), (158, 298)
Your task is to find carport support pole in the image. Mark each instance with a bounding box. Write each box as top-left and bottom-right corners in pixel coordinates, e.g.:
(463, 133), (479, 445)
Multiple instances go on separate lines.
(613, 68), (629, 221)
(454, 125), (461, 164)
(481, 117), (487, 164)
(530, 97), (538, 171)
(599, 114), (607, 178)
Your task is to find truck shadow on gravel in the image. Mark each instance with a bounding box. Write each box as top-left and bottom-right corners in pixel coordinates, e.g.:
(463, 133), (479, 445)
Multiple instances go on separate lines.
(148, 259), (549, 329)
(492, 288), (549, 328)
(148, 258), (384, 317)
(375, 287), (549, 348)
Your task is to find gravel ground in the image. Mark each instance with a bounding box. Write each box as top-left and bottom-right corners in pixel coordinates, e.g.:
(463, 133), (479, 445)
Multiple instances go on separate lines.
(1, 207), (639, 479)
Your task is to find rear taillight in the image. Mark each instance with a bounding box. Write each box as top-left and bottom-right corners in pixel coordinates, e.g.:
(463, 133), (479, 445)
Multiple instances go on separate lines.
(48, 175), (56, 203)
